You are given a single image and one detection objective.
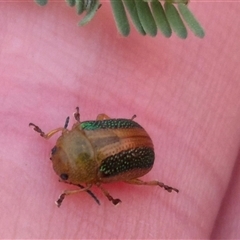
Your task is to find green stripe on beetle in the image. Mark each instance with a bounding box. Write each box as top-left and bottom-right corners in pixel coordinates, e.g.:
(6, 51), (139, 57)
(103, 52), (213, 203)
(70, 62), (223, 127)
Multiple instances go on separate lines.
(81, 118), (142, 130)
(29, 107), (179, 207)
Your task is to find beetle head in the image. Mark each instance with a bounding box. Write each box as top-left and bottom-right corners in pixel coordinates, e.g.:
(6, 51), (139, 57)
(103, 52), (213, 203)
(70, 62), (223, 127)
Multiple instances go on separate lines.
(50, 128), (97, 184)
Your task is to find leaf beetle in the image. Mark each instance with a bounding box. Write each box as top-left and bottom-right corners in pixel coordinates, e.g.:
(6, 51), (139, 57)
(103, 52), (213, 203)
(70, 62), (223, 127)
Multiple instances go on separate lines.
(29, 107), (178, 207)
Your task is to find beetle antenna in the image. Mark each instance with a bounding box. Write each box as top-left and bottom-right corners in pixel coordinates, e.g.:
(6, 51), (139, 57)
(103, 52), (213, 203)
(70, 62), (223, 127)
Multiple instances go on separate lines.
(64, 117), (70, 129)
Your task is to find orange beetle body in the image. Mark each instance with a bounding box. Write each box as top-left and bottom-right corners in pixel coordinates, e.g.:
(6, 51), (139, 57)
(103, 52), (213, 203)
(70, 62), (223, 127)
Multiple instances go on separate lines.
(30, 108), (178, 207)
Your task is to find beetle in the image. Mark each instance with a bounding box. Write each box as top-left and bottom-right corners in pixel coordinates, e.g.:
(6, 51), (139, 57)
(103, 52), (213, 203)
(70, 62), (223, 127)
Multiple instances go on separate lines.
(29, 107), (178, 207)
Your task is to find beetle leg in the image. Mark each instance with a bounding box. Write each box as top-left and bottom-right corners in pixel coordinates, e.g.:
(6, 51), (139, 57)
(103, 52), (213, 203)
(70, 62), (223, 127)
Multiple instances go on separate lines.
(78, 184), (100, 205)
(131, 114), (137, 120)
(74, 107), (80, 122)
(125, 178), (179, 193)
(97, 184), (121, 205)
(29, 123), (65, 139)
(60, 181), (100, 205)
(55, 184), (92, 207)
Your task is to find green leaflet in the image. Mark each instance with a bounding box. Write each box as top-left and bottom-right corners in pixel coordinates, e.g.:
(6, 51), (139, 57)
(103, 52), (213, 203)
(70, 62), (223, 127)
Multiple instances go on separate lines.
(75, 0), (85, 14)
(79, 0), (101, 26)
(66, 0), (76, 7)
(170, 0), (189, 3)
(123, 0), (146, 35)
(110, 0), (130, 36)
(151, 0), (172, 38)
(178, 3), (205, 38)
(34, 0), (48, 6)
(135, 0), (157, 36)
(164, 2), (187, 39)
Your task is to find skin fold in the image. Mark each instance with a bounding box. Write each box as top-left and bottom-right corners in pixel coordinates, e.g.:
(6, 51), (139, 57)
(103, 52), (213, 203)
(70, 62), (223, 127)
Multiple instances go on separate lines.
(0, 2), (240, 239)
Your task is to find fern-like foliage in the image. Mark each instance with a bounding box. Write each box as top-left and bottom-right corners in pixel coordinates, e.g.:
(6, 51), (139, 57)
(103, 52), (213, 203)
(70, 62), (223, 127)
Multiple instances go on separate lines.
(34, 0), (204, 38)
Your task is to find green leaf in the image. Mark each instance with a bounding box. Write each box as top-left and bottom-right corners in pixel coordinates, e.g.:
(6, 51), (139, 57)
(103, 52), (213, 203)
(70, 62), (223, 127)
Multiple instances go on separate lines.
(123, 0), (146, 35)
(164, 2), (187, 39)
(178, 3), (205, 38)
(151, 0), (172, 38)
(135, 0), (157, 37)
(35, 0), (48, 6)
(110, 0), (130, 36)
(33, 0), (204, 39)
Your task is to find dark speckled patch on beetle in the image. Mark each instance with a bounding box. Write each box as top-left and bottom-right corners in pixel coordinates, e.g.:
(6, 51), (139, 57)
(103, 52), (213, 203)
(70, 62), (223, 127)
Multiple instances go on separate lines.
(99, 147), (154, 178)
(29, 107), (179, 207)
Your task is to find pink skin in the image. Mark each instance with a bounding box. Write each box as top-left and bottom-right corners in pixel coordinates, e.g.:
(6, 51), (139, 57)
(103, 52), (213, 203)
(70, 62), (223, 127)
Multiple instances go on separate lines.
(0, 1), (240, 239)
